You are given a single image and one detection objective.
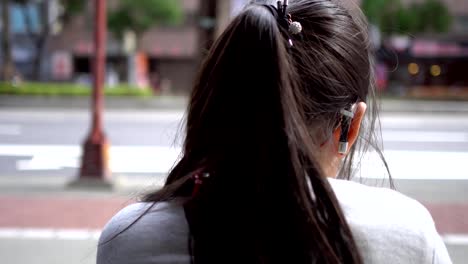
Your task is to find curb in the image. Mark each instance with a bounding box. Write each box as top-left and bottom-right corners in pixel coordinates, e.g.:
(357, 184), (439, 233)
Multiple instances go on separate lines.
(2, 96), (468, 113)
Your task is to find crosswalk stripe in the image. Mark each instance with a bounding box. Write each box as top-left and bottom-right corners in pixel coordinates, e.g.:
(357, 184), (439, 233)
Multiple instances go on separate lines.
(1, 144), (468, 179)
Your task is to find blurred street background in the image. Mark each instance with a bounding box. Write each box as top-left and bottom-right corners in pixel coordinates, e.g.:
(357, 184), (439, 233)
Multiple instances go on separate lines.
(0, 0), (467, 263)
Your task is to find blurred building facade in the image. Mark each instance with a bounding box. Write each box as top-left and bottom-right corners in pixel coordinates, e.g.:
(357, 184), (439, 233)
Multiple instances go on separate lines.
(43, 0), (246, 94)
(0, 0), (204, 93)
(0, 1), (50, 80)
(47, 0), (201, 94)
(374, 0), (468, 96)
(1, 0), (249, 94)
(2, 0), (467, 94)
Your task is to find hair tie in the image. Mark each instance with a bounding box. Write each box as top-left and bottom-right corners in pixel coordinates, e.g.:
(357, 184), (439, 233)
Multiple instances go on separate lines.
(191, 172), (210, 197)
(263, 1), (303, 47)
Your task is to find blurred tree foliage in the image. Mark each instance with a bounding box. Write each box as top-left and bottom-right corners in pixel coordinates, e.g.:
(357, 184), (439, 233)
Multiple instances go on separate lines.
(57, 0), (86, 24)
(108, 0), (183, 39)
(419, 0), (453, 33)
(362, 0), (452, 35)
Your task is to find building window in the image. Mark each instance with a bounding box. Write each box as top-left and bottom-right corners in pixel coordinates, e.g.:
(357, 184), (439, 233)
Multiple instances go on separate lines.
(10, 3), (41, 34)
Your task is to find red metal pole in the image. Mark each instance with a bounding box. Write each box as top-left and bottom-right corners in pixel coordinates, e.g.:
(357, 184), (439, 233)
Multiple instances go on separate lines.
(79, 0), (110, 180)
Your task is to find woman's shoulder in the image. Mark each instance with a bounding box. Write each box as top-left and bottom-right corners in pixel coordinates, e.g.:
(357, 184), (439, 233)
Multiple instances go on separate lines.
(328, 177), (436, 234)
(328, 178), (452, 263)
(100, 201), (184, 237)
(328, 178), (432, 225)
(97, 201), (189, 264)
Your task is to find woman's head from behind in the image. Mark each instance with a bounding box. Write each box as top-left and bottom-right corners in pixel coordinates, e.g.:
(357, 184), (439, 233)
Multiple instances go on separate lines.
(186, 0), (375, 179)
(152, 0), (379, 263)
(282, 0), (375, 177)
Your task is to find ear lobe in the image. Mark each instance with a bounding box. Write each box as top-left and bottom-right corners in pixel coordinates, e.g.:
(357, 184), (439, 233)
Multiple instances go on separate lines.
(347, 102), (367, 149)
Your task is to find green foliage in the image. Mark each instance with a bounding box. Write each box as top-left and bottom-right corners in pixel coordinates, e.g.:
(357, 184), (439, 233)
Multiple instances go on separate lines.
(59, 0), (86, 24)
(0, 82), (153, 97)
(108, 0), (183, 38)
(394, 6), (413, 33)
(378, 0), (406, 34)
(421, 0), (452, 32)
(362, 0), (453, 35)
(361, 0), (389, 26)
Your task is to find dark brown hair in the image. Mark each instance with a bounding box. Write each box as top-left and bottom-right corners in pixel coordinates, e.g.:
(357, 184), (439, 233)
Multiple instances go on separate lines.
(145, 0), (385, 263)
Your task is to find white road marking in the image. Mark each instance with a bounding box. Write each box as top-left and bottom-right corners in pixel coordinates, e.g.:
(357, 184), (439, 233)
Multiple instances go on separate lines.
(0, 144), (467, 179)
(0, 144), (180, 174)
(0, 125), (21, 136)
(359, 150), (468, 180)
(382, 131), (468, 143)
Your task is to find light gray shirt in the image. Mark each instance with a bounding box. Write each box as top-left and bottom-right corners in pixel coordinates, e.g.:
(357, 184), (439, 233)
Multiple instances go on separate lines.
(97, 178), (452, 264)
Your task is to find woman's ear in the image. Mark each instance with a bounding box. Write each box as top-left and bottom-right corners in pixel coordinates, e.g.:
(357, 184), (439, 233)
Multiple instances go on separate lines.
(332, 102), (367, 155)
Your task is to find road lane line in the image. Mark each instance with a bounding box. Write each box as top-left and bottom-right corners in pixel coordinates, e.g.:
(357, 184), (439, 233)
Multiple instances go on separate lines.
(0, 144), (180, 174)
(1, 144), (467, 179)
(360, 150), (468, 180)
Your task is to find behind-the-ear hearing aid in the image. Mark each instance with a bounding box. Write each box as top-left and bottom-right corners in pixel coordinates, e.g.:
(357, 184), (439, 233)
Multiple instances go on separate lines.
(338, 108), (355, 154)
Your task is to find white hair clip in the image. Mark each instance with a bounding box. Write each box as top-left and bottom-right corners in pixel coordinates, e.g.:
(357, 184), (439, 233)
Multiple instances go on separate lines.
(289, 21), (302, 35)
(267, 0), (303, 47)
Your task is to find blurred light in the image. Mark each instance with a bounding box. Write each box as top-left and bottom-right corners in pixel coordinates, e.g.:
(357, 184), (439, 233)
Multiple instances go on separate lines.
(408, 63), (419, 75)
(430, 65), (442, 77)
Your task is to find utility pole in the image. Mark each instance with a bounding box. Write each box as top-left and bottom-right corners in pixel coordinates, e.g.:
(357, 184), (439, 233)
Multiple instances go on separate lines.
(76, 0), (111, 186)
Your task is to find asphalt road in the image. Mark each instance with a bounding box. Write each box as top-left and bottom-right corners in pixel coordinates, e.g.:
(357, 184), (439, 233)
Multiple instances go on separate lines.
(1, 109), (467, 149)
(0, 108), (467, 178)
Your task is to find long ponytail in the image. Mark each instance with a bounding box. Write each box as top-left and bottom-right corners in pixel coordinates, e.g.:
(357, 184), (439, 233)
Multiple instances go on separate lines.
(145, 1), (374, 263)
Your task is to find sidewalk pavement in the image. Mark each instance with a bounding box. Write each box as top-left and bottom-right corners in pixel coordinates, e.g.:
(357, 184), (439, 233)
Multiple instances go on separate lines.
(2, 95), (468, 113)
(0, 175), (467, 264)
(1, 190), (466, 233)
(0, 175), (466, 233)
(0, 174), (164, 229)
(0, 175), (162, 264)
